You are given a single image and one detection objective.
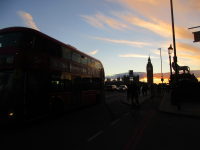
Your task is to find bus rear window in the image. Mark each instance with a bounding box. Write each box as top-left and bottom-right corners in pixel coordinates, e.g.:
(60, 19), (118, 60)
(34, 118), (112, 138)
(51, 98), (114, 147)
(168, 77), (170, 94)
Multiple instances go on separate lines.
(0, 32), (21, 47)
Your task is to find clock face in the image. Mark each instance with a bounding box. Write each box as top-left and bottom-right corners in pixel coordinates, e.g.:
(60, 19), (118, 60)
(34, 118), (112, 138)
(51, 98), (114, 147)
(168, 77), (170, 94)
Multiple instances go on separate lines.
(148, 67), (151, 71)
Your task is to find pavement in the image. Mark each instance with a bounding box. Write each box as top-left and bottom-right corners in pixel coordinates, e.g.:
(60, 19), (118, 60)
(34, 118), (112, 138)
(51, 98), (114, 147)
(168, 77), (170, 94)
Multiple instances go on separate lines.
(121, 92), (200, 118)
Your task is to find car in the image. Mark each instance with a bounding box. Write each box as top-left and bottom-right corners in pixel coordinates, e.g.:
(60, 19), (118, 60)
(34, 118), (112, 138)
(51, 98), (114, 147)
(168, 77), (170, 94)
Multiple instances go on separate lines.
(117, 85), (127, 92)
(106, 85), (117, 92)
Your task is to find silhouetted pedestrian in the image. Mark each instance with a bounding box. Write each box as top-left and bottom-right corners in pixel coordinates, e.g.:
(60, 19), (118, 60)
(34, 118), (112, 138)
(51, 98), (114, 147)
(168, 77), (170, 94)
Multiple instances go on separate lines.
(150, 84), (155, 102)
(137, 85), (141, 97)
(142, 85), (144, 96)
(126, 82), (131, 100)
(128, 83), (140, 110)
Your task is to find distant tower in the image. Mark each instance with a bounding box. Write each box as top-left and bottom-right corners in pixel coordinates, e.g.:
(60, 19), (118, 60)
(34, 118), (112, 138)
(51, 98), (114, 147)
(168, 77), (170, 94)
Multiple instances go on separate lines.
(146, 56), (153, 85)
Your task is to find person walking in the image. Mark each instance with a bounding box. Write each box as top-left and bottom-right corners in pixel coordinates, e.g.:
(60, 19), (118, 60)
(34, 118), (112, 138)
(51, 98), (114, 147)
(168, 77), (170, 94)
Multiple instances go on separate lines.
(137, 85), (141, 97)
(126, 82), (131, 100)
(150, 84), (155, 102)
(128, 83), (140, 110)
(142, 85), (144, 96)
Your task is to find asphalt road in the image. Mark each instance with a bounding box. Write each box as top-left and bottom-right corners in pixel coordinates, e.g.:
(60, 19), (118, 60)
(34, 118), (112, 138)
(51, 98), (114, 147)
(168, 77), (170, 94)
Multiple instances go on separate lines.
(1, 91), (200, 150)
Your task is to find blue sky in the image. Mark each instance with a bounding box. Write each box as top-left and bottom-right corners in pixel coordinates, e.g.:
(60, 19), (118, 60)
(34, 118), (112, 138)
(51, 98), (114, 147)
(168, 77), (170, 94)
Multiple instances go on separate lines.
(1, 0), (200, 83)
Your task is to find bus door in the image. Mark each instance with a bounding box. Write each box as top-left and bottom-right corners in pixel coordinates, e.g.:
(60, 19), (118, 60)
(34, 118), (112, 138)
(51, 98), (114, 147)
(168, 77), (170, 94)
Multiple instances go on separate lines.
(26, 71), (49, 118)
(72, 76), (82, 108)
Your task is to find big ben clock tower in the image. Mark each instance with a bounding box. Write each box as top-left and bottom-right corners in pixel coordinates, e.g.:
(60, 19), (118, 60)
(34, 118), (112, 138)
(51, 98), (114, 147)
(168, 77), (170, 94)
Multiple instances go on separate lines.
(146, 56), (153, 85)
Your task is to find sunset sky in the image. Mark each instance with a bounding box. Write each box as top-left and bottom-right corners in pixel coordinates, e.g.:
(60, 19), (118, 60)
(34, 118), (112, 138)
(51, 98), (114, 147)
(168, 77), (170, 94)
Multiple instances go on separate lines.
(1, 0), (200, 84)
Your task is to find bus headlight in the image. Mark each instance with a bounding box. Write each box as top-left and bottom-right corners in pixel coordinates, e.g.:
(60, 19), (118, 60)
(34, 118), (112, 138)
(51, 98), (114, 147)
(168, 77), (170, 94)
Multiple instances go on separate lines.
(7, 109), (15, 118)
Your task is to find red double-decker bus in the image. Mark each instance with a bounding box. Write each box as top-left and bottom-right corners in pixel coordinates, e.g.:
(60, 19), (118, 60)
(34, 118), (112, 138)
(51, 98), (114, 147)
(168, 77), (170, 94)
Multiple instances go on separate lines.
(0, 27), (105, 123)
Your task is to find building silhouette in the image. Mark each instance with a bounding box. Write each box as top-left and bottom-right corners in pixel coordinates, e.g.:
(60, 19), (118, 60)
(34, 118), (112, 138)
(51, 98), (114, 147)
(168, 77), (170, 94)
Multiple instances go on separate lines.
(105, 71), (140, 87)
(146, 56), (153, 85)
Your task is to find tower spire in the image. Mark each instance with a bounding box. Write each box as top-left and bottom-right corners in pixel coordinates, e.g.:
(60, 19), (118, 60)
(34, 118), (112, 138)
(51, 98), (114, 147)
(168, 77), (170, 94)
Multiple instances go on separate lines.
(148, 54), (151, 62)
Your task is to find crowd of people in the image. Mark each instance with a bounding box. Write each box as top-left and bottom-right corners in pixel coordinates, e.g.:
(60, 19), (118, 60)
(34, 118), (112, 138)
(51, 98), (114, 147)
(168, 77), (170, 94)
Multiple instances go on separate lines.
(126, 82), (172, 100)
(125, 82), (172, 111)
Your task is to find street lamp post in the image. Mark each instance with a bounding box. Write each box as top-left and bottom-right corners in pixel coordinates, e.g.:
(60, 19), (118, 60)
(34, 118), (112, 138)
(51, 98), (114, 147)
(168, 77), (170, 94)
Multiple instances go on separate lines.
(170, 0), (181, 110)
(168, 44), (173, 81)
(170, 0), (178, 75)
(158, 48), (163, 83)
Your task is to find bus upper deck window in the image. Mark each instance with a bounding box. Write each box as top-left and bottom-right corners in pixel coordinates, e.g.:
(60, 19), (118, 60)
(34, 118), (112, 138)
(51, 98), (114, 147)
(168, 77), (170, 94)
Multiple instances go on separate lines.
(34, 36), (44, 51)
(0, 32), (21, 47)
(20, 32), (35, 48)
(81, 56), (87, 65)
(62, 47), (71, 60)
(72, 52), (81, 63)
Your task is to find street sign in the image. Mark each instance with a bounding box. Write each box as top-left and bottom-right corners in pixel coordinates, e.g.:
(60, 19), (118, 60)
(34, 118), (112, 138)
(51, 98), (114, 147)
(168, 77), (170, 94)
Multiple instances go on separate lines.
(193, 31), (200, 42)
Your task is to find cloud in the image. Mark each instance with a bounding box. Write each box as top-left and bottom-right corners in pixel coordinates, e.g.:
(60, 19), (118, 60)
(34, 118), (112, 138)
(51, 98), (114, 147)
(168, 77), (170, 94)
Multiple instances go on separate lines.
(118, 54), (158, 58)
(89, 50), (99, 55)
(92, 37), (152, 47)
(95, 12), (131, 31)
(79, 15), (105, 29)
(149, 41), (200, 69)
(106, 0), (198, 40)
(176, 42), (200, 54)
(151, 49), (168, 56)
(171, 42), (200, 67)
(17, 11), (39, 31)
(80, 12), (131, 31)
(112, 12), (193, 40)
(108, 0), (200, 23)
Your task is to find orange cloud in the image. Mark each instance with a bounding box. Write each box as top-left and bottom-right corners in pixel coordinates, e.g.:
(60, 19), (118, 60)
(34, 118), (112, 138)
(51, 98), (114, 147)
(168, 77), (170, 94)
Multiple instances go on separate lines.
(89, 50), (99, 55)
(92, 37), (152, 47)
(80, 12), (131, 31)
(17, 11), (39, 31)
(95, 13), (131, 31)
(176, 42), (200, 54)
(150, 41), (200, 69)
(106, 0), (199, 40)
(109, 0), (199, 25)
(112, 12), (193, 40)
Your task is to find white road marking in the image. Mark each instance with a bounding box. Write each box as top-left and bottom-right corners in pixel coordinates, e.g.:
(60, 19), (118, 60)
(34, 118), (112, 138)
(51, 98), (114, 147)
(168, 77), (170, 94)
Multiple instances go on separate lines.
(87, 131), (103, 142)
(110, 119), (119, 125)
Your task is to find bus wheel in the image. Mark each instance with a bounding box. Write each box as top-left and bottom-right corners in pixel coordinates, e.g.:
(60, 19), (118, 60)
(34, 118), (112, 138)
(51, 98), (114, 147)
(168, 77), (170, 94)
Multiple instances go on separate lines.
(52, 100), (64, 117)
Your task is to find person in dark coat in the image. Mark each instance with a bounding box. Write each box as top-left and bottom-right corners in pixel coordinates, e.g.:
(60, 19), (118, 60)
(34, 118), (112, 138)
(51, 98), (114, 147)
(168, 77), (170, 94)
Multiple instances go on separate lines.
(150, 84), (155, 101)
(126, 82), (131, 100)
(128, 82), (140, 109)
(142, 85), (144, 96)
